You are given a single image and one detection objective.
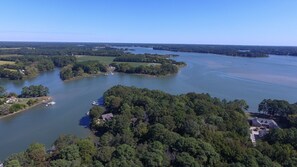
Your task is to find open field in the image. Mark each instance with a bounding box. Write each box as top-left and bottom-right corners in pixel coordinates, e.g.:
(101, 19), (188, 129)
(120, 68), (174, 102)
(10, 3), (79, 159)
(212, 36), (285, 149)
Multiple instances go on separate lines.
(76, 55), (115, 64)
(76, 55), (159, 67)
(0, 54), (22, 58)
(0, 60), (15, 65)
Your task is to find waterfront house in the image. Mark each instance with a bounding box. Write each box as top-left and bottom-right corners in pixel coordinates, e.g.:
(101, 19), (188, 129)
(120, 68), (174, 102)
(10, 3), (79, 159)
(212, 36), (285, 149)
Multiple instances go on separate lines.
(102, 113), (114, 121)
(249, 117), (279, 146)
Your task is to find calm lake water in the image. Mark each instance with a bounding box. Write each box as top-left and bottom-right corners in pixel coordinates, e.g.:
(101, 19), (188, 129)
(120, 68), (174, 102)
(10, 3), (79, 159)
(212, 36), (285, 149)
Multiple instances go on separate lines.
(0, 47), (297, 159)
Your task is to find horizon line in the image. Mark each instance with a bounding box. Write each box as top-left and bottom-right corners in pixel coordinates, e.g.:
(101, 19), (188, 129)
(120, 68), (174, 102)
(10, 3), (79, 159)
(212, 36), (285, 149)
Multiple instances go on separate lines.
(0, 40), (296, 47)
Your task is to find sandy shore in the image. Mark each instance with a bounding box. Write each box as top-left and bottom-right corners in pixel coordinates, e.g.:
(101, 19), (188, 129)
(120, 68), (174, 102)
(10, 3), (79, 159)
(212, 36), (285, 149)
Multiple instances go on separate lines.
(0, 96), (52, 119)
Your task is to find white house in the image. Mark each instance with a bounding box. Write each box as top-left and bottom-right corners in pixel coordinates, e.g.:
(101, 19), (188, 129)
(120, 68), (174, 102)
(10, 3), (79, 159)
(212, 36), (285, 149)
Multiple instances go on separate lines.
(249, 117), (279, 146)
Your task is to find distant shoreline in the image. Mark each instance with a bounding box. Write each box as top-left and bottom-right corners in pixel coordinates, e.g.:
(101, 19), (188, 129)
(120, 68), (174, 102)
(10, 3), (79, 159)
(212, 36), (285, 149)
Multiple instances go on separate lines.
(0, 96), (52, 119)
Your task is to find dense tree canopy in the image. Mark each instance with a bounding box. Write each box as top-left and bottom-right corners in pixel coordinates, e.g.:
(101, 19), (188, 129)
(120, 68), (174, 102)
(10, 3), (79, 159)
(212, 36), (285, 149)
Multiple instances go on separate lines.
(4, 86), (297, 166)
(0, 55), (76, 80)
(19, 85), (49, 98)
(60, 61), (107, 80)
(111, 63), (179, 76)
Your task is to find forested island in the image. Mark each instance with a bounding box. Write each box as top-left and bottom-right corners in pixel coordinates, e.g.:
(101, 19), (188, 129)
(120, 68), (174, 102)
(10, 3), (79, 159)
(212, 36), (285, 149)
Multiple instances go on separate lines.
(3, 86), (297, 166)
(0, 85), (50, 117)
(59, 54), (185, 81)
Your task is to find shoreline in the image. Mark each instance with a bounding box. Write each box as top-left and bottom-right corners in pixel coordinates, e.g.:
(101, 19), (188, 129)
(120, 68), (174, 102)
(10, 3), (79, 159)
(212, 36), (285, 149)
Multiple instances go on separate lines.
(0, 96), (52, 119)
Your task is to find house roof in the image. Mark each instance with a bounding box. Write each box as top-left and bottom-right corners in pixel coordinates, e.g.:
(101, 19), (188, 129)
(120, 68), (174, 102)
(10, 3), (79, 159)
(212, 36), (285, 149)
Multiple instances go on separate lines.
(250, 117), (279, 128)
(102, 113), (114, 121)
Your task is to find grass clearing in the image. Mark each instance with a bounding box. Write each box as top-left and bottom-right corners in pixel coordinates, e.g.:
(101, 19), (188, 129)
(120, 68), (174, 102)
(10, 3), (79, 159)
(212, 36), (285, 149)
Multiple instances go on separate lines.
(0, 60), (15, 65)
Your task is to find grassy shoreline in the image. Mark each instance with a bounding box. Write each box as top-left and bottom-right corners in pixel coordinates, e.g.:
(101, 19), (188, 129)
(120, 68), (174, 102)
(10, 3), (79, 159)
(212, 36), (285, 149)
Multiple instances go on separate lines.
(0, 96), (52, 119)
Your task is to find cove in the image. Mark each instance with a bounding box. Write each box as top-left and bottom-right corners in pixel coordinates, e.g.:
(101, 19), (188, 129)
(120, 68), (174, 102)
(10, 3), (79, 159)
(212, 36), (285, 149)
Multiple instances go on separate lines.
(0, 47), (297, 160)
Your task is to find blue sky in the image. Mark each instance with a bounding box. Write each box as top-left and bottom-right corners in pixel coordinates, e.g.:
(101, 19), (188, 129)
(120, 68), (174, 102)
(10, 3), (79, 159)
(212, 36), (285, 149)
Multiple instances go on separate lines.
(0, 0), (297, 46)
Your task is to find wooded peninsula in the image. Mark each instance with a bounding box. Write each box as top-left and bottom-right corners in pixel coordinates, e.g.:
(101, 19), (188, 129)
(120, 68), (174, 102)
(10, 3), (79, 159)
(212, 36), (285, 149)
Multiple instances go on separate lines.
(3, 86), (297, 167)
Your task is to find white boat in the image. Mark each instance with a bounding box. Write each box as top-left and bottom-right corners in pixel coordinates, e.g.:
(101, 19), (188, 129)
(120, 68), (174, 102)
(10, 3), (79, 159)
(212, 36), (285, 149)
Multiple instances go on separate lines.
(46, 101), (56, 106)
(92, 101), (99, 106)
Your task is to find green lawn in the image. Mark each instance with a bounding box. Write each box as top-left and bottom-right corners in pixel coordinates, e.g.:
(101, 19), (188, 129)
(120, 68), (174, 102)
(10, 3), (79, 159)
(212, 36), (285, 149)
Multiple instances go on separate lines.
(76, 55), (160, 67)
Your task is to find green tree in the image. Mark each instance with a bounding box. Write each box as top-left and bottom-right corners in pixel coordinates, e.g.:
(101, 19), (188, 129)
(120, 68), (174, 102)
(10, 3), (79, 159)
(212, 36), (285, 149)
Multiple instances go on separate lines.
(25, 143), (46, 167)
(175, 152), (201, 167)
(50, 159), (71, 167)
(77, 139), (96, 165)
(5, 159), (21, 167)
(59, 144), (80, 161)
(96, 146), (116, 163)
(0, 86), (6, 97)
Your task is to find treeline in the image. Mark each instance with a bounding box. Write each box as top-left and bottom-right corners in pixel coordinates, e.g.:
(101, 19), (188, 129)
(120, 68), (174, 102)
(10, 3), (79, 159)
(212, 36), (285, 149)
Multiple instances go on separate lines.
(0, 55), (76, 80)
(0, 85), (49, 99)
(151, 44), (297, 57)
(111, 63), (179, 76)
(3, 137), (98, 167)
(60, 61), (107, 80)
(152, 45), (269, 57)
(19, 85), (49, 98)
(113, 54), (186, 66)
(0, 42), (125, 57)
(258, 99), (297, 128)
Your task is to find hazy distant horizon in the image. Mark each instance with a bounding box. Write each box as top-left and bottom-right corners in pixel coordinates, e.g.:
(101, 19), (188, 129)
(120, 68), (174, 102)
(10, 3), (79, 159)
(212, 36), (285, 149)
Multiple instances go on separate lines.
(1, 0), (297, 46)
(1, 40), (297, 47)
